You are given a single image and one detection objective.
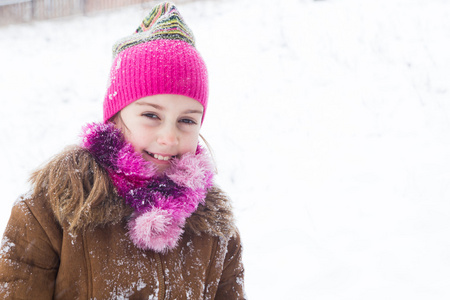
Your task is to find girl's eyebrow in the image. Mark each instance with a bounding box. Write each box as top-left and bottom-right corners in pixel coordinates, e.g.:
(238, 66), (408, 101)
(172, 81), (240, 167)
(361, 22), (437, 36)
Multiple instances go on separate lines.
(183, 109), (203, 115)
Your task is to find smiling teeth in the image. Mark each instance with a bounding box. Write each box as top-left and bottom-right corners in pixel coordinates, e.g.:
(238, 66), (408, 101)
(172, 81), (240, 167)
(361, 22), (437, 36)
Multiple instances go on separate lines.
(153, 154), (171, 161)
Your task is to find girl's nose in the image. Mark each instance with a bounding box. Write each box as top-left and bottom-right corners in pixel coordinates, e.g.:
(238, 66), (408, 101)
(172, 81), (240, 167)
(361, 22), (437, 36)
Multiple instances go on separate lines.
(157, 125), (178, 146)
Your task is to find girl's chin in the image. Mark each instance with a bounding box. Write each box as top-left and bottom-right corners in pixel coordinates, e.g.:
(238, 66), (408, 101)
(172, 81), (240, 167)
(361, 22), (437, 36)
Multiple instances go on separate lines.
(154, 164), (170, 174)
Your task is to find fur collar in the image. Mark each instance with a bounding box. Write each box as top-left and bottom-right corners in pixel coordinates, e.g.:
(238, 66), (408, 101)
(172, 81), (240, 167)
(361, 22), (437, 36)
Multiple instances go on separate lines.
(30, 137), (236, 250)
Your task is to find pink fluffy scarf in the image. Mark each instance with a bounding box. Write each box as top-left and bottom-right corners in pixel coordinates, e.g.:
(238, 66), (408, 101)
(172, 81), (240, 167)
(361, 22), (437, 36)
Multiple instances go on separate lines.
(80, 122), (214, 253)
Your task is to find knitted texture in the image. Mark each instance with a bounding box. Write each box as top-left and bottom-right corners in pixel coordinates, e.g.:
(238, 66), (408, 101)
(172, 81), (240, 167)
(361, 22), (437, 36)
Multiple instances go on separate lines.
(103, 2), (208, 122)
(114, 2), (195, 55)
(80, 122), (215, 252)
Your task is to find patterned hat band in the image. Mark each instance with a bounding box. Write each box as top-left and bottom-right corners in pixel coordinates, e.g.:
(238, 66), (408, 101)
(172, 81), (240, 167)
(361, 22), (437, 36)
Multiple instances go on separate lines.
(103, 2), (208, 123)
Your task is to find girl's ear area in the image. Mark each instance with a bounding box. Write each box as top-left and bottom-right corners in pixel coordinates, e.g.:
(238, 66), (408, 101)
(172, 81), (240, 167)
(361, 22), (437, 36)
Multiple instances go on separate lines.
(110, 112), (121, 125)
(112, 112), (131, 133)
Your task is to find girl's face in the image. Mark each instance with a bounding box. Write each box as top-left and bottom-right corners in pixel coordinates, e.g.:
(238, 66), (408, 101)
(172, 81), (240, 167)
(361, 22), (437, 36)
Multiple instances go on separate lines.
(114, 94), (203, 174)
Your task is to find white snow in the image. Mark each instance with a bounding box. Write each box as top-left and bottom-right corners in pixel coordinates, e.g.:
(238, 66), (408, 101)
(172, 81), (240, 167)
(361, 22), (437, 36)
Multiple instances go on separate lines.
(1, 0), (450, 299)
(0, 237), (15, 256)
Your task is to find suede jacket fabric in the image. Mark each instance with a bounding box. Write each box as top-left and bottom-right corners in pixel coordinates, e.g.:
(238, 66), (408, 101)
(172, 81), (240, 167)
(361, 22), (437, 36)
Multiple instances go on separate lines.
(0, 147), (245, 299)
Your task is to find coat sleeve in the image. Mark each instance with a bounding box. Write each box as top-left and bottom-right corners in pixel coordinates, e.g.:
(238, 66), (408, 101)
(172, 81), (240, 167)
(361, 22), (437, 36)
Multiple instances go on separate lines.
(215, 231), (246, 300)
(0, 196), (61, 299)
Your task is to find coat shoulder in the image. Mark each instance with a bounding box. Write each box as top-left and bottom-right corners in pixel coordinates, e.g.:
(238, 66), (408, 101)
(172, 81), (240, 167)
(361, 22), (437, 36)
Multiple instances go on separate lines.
(29, 145), (132, 232)
(186, 186), (238, 239)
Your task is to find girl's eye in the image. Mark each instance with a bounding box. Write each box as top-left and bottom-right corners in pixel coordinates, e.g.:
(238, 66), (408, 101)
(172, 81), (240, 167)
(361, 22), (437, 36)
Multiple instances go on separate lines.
(179, 118), (197, 125)
(143, 113), (159, 119)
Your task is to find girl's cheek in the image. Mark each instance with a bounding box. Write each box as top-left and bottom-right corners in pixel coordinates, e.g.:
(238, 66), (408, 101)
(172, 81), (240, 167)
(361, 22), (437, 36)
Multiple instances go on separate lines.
(122, 133), (140, 151)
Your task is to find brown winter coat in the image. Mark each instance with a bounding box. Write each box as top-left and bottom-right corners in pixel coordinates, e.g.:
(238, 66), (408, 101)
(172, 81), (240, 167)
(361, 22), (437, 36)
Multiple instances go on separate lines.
(0, 147), (245, 299)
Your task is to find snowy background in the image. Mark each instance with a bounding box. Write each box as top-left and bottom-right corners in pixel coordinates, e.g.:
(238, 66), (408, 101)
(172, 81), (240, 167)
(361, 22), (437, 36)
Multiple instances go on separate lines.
(1, 0), (450, 298)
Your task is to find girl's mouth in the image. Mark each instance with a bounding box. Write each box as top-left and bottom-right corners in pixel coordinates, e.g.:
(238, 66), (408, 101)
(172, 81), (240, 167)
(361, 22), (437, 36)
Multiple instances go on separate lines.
(145, 151), (176, 162)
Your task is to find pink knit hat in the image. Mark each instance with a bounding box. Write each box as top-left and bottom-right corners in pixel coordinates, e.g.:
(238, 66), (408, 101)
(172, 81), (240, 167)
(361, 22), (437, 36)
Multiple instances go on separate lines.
(103, 2), (208, 123)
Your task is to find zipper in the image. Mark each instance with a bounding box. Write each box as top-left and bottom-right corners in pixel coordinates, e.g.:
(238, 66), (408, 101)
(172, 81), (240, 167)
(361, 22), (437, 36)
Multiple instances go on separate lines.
(155, 253), (166, 300)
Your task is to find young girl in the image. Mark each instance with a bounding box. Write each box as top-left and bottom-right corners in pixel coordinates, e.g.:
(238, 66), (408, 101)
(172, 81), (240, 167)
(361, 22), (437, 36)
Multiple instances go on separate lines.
(0, 2), (245, 299)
